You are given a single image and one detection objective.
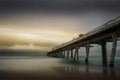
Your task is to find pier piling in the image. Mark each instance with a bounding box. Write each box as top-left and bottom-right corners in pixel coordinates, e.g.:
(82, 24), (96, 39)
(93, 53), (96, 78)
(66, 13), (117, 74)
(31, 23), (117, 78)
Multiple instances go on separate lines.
(109, 33), (118, 66)
(101, 42), (107, 65)
(85, 43), (90, 63)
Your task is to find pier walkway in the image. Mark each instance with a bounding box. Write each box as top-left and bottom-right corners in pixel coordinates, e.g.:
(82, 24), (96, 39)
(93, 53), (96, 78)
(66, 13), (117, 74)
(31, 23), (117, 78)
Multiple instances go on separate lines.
(47, 16), (120, 66)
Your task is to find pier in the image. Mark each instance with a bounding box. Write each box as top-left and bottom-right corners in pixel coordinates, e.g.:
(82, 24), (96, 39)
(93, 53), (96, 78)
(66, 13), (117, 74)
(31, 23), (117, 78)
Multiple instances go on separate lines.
(47, 16), (120, 66)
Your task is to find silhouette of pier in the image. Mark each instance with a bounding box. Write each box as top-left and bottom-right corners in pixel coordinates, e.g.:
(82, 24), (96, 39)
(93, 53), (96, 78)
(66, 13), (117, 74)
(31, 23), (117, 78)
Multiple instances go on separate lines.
(47, 16), (120, 66)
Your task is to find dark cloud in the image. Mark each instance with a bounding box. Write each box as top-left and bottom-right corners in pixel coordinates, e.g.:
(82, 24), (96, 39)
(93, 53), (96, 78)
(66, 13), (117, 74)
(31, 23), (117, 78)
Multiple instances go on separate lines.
(0, 0), (119, 21)
(0, 0), (119, 13)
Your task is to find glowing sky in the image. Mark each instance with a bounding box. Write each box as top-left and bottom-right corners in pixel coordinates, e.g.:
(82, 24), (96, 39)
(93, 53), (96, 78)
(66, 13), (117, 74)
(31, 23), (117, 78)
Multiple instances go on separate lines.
(0, 0), (120, 51)
(0, 13), (83, 51)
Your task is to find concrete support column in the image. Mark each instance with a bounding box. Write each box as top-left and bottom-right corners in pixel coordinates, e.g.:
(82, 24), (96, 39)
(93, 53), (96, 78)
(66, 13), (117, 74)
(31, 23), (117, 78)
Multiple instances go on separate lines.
(67, 50), (69, 59)
(73, 49), (76, 61)
(56, 52), (59, 57)
(62, 50), (65, 58)
(54, 53), (57, 57)
(85, 43), (90, 63)
(58, 52), (61, 57)
(60, 51), (63, 58)
(57, 52), (60, 57)
(109, 33), (117, 66)
(101, 42), (107, 65)
(71, 49), (73, 60)
(76, 48), (79, 60)
(54, 53), (56, 57)
(73, 47), (79, 61)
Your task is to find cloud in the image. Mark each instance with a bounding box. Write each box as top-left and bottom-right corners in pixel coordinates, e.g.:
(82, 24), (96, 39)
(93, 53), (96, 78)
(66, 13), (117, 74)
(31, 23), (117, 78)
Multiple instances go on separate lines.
(0, 0), (119, 13)
(0, 16), (83, 48)
(8, 44), (51, 51)
(0, 0), (119, 51)
(0, 30), (59, 51)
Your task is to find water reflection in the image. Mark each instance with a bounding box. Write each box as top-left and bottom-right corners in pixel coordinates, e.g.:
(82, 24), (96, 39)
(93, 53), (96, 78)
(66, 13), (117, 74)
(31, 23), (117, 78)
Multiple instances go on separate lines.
(52, 64), (120, 80)
(0, 57), (120, 80)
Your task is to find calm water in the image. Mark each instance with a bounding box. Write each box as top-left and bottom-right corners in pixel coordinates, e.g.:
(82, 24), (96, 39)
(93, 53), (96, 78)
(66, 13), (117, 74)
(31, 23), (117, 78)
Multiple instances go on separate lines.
(0, 55), (120, 80)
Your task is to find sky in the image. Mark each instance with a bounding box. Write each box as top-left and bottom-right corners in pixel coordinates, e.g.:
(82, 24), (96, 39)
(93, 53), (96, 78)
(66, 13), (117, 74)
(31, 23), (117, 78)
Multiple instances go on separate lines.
(0, 0), (120, 51)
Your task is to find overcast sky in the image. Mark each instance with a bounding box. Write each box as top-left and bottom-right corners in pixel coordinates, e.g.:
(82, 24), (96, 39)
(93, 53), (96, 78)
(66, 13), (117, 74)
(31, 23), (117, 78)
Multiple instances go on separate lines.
(0, 0), (120, 51)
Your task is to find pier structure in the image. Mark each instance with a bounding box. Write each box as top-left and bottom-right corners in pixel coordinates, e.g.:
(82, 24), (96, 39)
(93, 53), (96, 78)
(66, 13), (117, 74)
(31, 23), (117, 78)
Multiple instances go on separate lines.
(47, 16), (120, 66)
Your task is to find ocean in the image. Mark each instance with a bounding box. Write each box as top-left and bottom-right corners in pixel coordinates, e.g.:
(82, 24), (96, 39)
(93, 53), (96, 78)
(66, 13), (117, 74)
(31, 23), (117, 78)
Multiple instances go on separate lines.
(0, 50), (120, 80)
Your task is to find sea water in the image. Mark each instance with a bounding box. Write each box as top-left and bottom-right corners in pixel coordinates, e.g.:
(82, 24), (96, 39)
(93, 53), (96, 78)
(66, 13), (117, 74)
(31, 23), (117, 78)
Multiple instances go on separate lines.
(0, 50), (120, 80)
